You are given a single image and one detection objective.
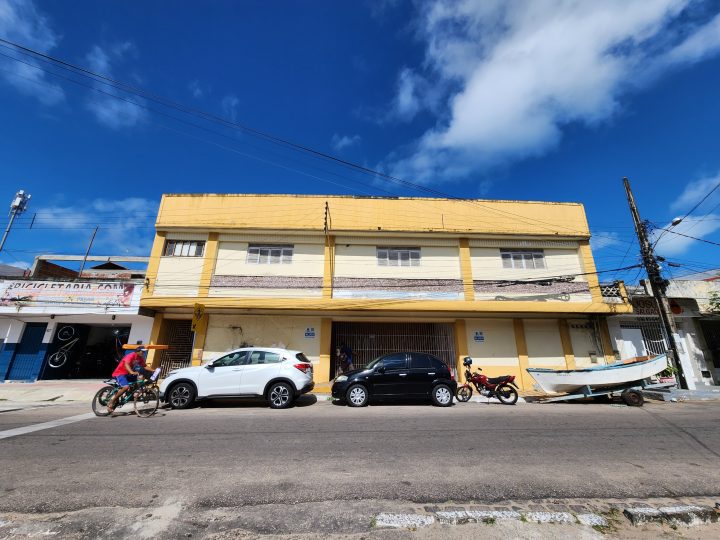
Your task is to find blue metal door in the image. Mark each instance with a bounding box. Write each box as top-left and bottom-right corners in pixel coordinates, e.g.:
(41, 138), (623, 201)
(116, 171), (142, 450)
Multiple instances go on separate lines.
(6, 323), (48, 381)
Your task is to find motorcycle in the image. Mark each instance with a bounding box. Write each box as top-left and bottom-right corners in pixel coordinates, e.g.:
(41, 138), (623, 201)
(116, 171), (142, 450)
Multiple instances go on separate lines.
(455, 357), (519, 405)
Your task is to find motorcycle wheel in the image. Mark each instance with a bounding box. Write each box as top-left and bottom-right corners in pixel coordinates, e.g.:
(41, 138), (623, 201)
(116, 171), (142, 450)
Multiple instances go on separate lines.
(456, 385), (473, 402)
(496, 384), (518, 405)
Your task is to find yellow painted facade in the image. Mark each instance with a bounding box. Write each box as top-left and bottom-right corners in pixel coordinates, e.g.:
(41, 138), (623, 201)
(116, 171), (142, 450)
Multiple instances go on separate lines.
(142, 194), (632, 390)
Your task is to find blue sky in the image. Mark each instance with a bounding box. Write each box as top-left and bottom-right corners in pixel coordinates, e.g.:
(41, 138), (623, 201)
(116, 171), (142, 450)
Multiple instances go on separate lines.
(1, 0), (719, 283)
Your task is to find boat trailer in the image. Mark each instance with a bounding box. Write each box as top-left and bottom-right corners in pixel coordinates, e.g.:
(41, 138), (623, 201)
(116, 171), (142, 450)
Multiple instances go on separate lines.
(538, 379), (677, 407)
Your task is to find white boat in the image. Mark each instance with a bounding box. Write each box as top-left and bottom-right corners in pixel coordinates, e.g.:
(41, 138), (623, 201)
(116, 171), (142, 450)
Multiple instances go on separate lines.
(526, 354), (669, 394)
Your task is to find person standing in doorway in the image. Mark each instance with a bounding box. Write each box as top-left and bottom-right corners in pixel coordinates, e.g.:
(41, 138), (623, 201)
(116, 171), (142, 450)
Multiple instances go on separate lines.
(340, 342), (354, 371)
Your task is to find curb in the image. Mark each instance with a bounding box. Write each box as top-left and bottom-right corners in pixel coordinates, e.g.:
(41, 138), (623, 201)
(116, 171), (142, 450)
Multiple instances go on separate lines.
(624, 505), (719, 526)
(375, 502), (719, 530)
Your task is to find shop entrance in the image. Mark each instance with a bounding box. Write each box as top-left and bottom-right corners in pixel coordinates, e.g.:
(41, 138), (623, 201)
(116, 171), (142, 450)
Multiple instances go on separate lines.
(40, 324), (130, 379)
(155, 319), (193, 375)
(330, 321), (456, 379)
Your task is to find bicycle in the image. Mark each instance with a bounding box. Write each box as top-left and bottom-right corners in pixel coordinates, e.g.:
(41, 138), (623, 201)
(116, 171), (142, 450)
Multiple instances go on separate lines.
(92, 368), (162, 418)
(47, 325), (80, 369)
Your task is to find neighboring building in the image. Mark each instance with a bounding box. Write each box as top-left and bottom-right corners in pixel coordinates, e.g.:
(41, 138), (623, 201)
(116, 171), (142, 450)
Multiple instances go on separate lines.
(607, 278), (720, 389)
(140, 194), (631, 390)
(0, 255), (153, 382)
(0, 263), (27, 278)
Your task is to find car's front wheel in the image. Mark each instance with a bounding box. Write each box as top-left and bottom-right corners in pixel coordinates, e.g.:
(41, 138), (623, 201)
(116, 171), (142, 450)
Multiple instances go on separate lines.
(431, 384), (453, 407)
(267, 382), (294, 409)
(346, 384), (369, 407)
(167, 382), (196, 409)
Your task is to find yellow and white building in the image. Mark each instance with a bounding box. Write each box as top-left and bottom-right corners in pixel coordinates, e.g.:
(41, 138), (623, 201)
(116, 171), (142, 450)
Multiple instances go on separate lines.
(141, 194), (631, 390)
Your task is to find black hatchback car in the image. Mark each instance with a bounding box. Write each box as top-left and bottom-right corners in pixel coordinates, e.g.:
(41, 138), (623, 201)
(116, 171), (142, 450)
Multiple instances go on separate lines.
(331, 352), (457, 407)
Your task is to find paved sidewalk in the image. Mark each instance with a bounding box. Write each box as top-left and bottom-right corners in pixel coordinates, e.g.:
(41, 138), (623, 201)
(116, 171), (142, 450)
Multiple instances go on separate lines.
(0, 380), (106, 403)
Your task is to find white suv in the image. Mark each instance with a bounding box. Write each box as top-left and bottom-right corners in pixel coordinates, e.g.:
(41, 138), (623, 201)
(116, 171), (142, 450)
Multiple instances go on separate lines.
(159, 347), (314, 409)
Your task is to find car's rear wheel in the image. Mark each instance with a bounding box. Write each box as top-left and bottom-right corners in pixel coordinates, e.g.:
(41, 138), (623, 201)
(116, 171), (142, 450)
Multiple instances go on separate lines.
(267, 382), (294, 409)
(168, 382), (196, 409)
(346, 384), (369, 407)
(432, 384), (453, 407)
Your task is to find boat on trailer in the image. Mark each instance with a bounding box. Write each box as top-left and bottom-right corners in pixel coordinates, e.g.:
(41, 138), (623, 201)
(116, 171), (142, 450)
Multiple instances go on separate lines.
(526, 354), (669, 394)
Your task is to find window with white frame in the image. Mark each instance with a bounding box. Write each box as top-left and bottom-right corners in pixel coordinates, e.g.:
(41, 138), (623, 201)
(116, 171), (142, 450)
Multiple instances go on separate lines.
(500, 249), (546, 269)
(246, 244), (294, 264)
(377, 247), (421, 266)
(163, 240), (205, 257)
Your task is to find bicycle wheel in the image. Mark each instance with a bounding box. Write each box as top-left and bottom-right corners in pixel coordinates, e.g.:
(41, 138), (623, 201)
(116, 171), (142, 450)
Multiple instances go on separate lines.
(47, 351), (67, 369)
(134, 387), (160, 417)
(57, 326), (75, 341)
(92, 386), (115, 417)
(456, 385), (473, 402)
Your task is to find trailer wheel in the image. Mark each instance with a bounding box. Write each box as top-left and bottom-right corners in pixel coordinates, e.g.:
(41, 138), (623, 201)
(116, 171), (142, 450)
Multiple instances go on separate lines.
(622, 390), (644, 407)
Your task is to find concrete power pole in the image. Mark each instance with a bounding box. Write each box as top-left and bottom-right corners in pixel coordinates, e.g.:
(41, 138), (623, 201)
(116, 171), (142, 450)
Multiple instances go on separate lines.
(0, 189), (31, 253)
(623, 177), (688, 390)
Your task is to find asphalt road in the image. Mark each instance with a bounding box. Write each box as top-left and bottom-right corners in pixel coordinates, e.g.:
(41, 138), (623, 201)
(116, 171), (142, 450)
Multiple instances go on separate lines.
(1, 396), (719, 516)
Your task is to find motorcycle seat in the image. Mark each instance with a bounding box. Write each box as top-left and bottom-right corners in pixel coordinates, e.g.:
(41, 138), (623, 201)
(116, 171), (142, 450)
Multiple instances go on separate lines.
(487, 376), (510, 384)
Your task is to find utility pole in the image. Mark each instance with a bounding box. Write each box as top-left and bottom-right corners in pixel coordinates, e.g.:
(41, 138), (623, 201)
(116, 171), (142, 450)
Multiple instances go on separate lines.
(623, 177), (688, 389)
(0, 189), (31, 252)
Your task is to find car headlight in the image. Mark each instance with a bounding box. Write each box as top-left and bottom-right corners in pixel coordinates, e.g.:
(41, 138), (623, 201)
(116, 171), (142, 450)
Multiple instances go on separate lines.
(335, 375), (348, 382)
(167, 370), (179, 376)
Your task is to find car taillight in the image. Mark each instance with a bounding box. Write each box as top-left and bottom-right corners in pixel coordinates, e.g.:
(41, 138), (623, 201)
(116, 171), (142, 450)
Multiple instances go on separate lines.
(450, 371), (455, 381)
(294, 363), (312, 374)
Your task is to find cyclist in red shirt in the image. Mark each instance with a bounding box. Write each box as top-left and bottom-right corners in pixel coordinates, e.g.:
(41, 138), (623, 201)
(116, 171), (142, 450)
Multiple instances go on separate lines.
(107, 347), (149, 413)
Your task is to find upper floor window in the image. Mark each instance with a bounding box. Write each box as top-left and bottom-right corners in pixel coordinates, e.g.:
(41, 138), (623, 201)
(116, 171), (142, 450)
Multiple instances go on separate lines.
(163, 240), (205, 257)
(246, 244), (293, 264)
(377, 247), (420, 267)
(500, 249), (545, 269)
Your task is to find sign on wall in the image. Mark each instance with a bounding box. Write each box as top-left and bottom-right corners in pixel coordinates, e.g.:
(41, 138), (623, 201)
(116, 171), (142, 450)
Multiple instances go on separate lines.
(304, 327), (316, 339)
(0, 281), (135, 307)
(473, 330), (485, 343)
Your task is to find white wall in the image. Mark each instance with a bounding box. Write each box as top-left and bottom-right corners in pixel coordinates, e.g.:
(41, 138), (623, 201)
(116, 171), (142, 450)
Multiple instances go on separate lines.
(215, 241), (325, 277)
(154, 257), (203, 296)
(464, 318), (518, 366)
(334, 244), (461, 279)
(470, 248), (583, 280)
(524, 319), (565, 367)
(203, 315), (322, 365)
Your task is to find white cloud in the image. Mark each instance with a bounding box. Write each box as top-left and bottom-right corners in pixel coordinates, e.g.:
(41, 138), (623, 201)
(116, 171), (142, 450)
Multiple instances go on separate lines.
(84, 43), (146, 129)
(590, 232), (622, 251)
(670, 173), (720, 213)
(331, 133), (362, 151)
(651, 215), (720, 256)
(188, 79), (205, 99)
(35, 197), (158, 255)
(222, 94), (240, 122)
(386, 0), (720, 184)
(0, 0), (65, 105)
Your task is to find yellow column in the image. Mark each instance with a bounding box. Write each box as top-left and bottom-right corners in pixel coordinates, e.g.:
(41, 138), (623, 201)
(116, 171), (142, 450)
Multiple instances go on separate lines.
(453, 319), (469, 377)
(322, 236), (335, 299)
(578, 241), (602, 303)
(513, 319), (531, 390)
(142, 231), (166, 297)
(146, 313), (164, 369)
(318, 317), (332, 382)
(191, 314), (209, 366)
(597, 317), (616, 363)
(558, 319), (576, 370)
(198, 232), (219, 298)
(458, 238), (475, 301)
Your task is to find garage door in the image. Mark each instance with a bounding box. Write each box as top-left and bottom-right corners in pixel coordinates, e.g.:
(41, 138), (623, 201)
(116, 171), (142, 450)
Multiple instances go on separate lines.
(331, 322), (455, 378)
